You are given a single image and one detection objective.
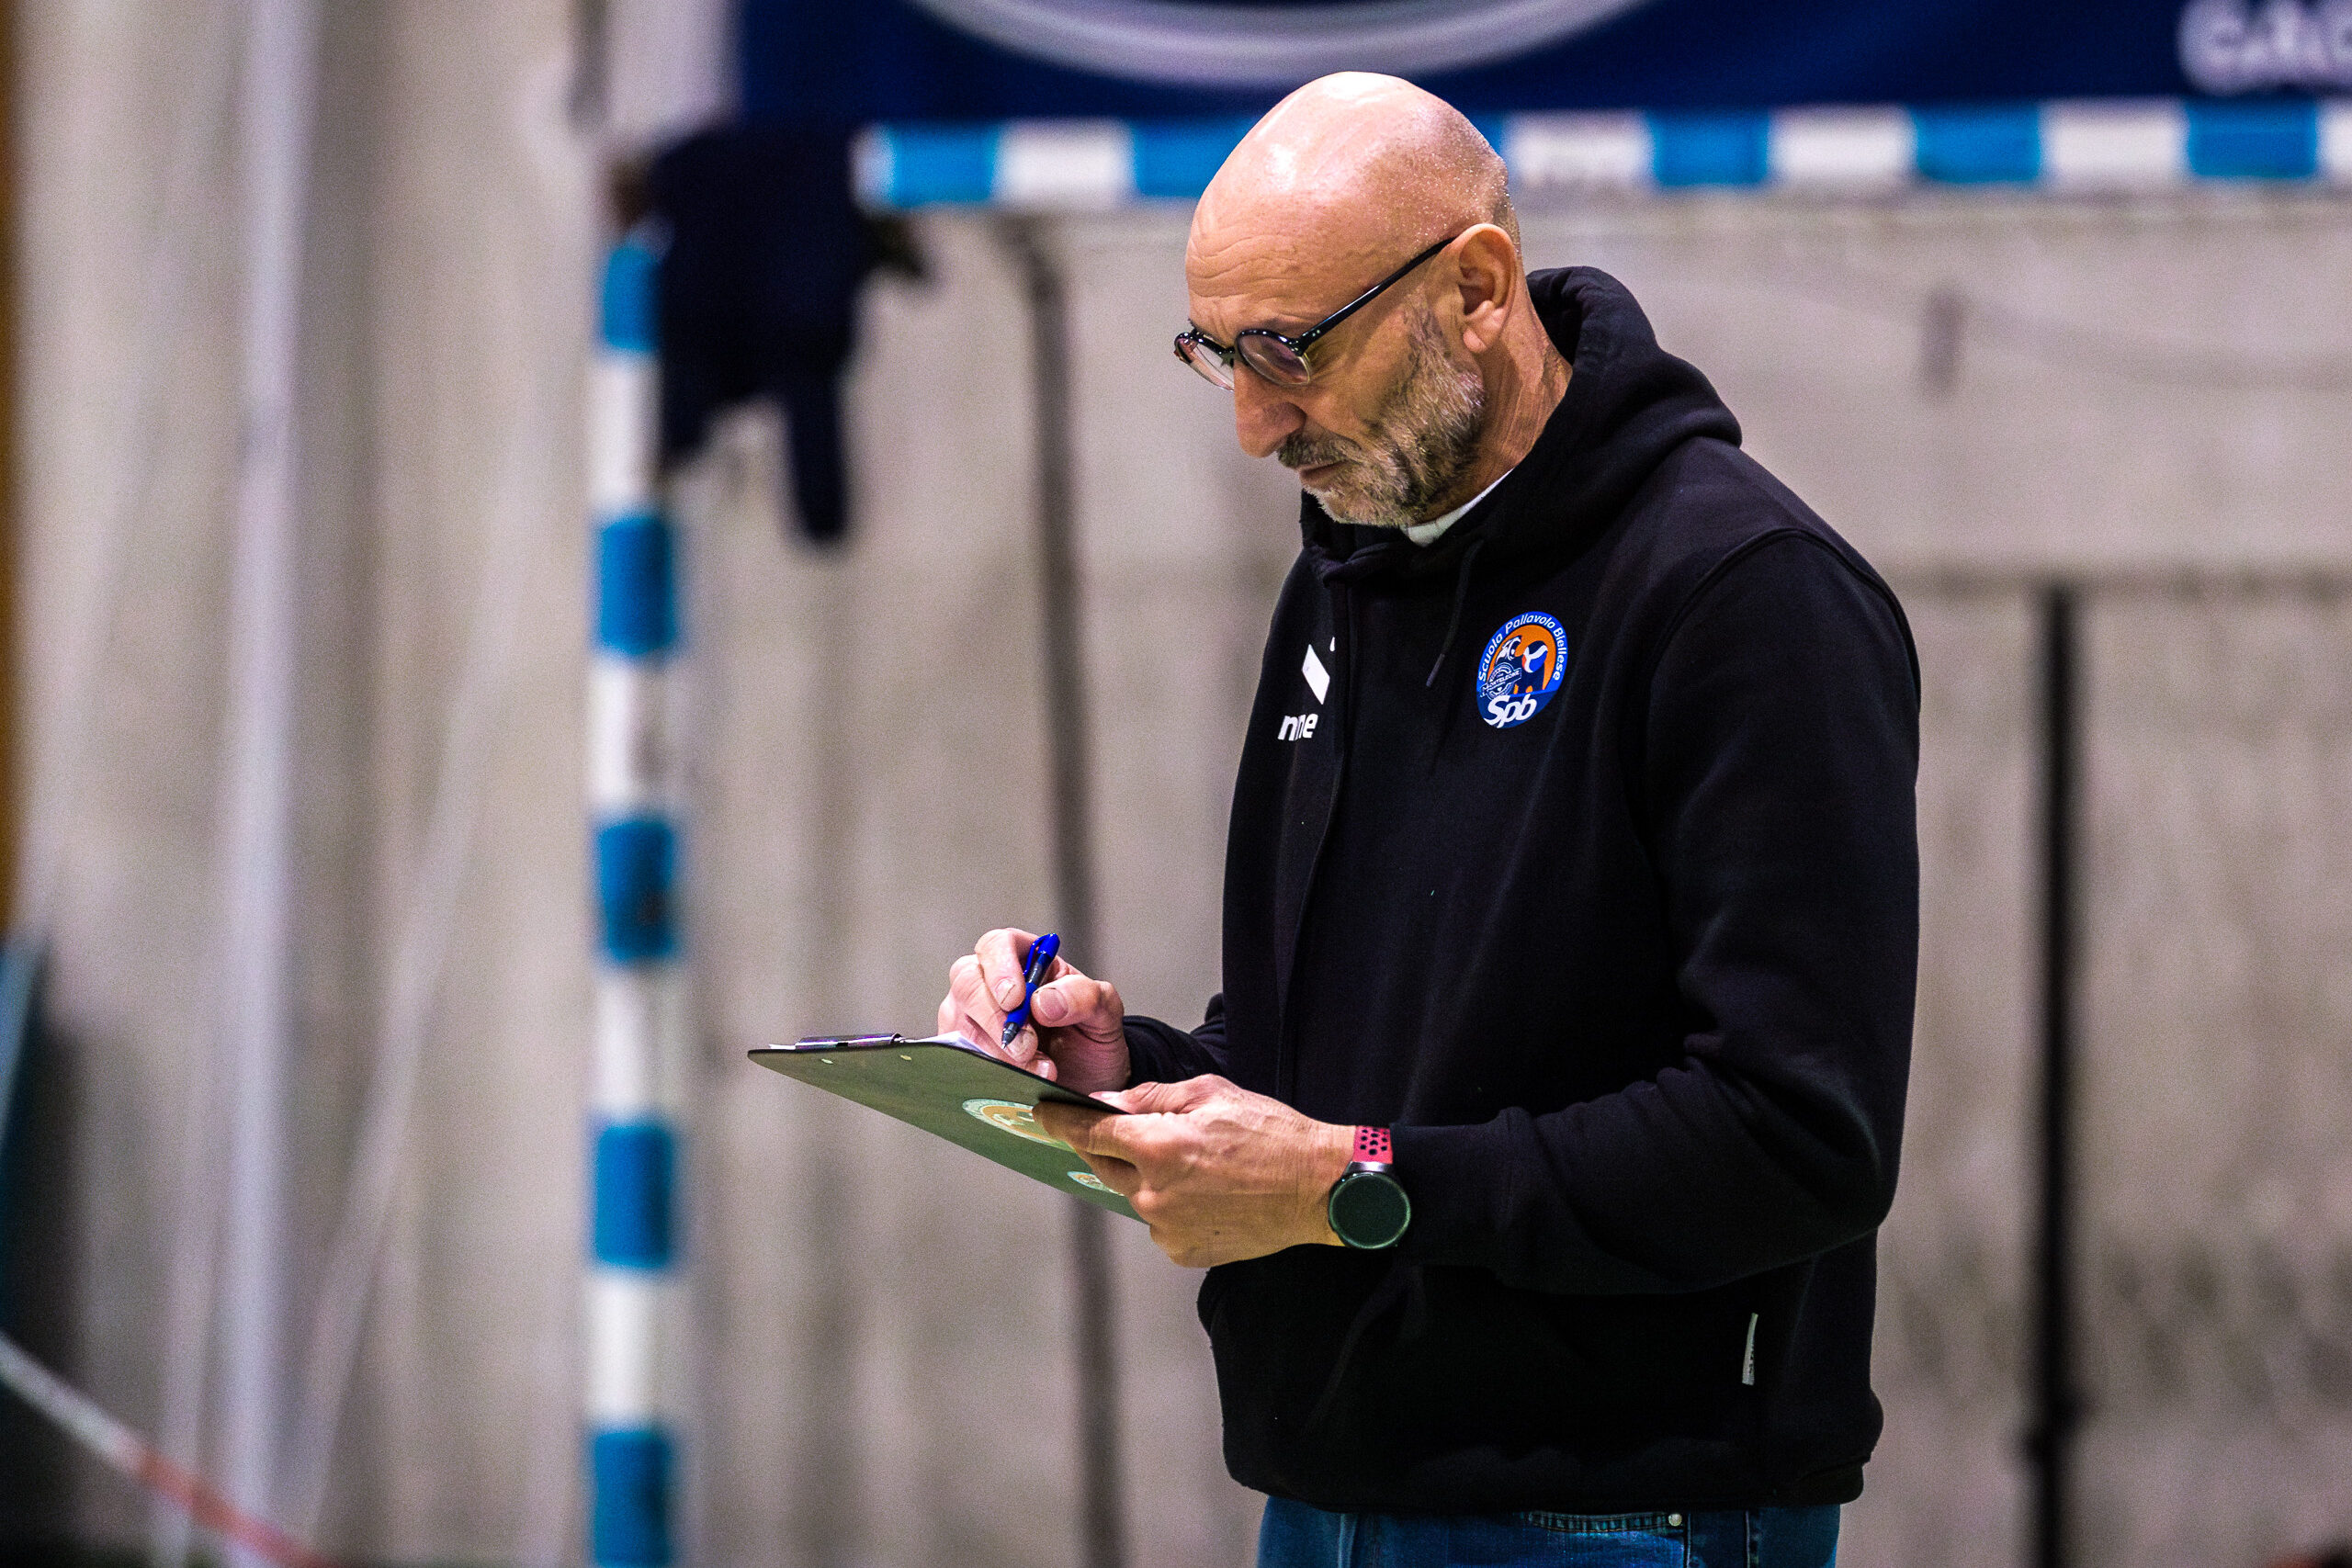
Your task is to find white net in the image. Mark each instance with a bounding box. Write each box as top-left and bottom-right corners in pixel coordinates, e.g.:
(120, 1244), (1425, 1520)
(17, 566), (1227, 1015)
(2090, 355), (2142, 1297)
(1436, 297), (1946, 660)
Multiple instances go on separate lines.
(1852, 581), (2352, 1568)
(2076, 586), (2352, 1568)
(1844, 588), (2037, 1568)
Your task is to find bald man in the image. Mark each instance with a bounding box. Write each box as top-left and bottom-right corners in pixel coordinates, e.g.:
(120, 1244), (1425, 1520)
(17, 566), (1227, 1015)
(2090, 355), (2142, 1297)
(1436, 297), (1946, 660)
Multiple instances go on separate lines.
(940, 74), (1917, 1568)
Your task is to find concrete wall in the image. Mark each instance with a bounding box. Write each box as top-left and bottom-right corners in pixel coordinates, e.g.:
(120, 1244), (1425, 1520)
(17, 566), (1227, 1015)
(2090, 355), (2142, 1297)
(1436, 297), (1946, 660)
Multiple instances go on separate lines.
(7, 3), (2352, 1562)
(10, 0), (597, 1557)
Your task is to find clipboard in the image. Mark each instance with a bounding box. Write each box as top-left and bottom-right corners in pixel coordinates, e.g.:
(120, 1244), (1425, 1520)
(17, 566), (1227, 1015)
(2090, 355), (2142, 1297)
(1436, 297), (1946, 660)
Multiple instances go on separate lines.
(749, 1033), (1138, 1221)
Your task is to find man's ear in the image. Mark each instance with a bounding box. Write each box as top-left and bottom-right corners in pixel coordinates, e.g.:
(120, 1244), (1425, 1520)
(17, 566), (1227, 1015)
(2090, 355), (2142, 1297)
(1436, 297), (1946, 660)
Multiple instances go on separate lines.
(1453, 225), (1520, 356)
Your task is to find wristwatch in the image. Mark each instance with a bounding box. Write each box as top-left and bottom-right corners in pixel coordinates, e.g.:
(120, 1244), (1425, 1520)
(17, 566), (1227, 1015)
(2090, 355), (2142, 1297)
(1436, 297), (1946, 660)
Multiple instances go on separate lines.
(1326, 1126), (1412, 1249)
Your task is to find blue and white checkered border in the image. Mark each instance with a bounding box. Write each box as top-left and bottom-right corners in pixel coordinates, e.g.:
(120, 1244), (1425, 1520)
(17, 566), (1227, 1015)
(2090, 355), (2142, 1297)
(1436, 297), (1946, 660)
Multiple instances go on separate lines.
(857, 99), (2352, 209)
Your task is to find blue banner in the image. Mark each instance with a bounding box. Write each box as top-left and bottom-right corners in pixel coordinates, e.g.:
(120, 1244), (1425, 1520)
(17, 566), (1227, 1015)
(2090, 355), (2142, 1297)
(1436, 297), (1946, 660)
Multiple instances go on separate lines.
(741, 0), (2352, 125)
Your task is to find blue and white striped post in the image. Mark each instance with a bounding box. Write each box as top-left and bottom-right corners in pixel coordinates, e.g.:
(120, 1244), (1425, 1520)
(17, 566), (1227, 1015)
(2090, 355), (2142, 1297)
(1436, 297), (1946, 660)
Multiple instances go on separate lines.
(586, 229), (685, 1568)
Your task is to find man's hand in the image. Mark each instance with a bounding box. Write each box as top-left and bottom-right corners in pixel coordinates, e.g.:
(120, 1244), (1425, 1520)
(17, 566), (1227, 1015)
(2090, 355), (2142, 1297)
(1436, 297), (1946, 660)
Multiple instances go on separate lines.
(1035, 1077), (1355, 1269)
(936, 928), (1130, 1095)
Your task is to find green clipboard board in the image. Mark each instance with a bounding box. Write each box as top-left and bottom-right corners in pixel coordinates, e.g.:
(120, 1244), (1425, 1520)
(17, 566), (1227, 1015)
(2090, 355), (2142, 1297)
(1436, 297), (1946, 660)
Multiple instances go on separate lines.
(749, 1033), (1138, 1221)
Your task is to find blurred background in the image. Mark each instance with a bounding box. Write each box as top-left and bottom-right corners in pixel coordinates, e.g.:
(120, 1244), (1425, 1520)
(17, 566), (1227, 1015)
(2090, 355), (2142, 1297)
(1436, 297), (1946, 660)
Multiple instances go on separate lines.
(0, 2), (2347, 1566)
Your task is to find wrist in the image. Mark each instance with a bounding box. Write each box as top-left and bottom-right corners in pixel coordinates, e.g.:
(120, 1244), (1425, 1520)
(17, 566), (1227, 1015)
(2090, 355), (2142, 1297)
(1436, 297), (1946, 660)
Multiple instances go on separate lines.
(1306, 1120), (1354, 1245)
(1102, 1025), (1133, 1091)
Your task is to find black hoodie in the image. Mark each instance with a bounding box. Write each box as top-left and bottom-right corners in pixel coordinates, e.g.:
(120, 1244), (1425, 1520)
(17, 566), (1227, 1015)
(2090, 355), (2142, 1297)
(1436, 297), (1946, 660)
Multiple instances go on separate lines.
(1121, 268), (1920, 1515)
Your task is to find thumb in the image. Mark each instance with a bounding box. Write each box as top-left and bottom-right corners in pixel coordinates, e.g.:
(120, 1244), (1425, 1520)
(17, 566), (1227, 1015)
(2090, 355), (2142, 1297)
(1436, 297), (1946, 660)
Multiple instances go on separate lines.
(1030, 976), (1104, 1029)
(1034, 1099), (1118, 1153)
(1030, 982), (1075, 1026)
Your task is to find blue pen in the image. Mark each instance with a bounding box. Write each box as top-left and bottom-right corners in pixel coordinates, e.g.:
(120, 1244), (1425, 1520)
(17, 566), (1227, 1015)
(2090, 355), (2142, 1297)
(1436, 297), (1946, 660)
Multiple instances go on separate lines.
(999, 932), (1062, 1050)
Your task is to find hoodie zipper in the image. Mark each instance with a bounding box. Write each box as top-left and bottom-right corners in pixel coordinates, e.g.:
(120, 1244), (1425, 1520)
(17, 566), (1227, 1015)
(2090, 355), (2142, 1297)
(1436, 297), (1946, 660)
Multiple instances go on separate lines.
(1275, 584), (1353, 1107)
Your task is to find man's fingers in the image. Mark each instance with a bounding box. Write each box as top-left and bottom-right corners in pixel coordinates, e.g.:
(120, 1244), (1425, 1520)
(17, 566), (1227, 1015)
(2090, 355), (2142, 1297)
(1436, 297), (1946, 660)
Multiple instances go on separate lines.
(1073, 1150), (1141, 1198)
(967, 1021), (1038, 1069)
(949, 949), (1054, 1065)
(941, 953), (1003, 1045)
(1073, 1109), (1157, 1168)
(975, 928), (1038, 1010)
(1033, 1100), (1118, 1154)
(1029, 976), (1111, 1031)
(1114, 1074), (1227, 1115)
(1029, 980), (1073, 1026)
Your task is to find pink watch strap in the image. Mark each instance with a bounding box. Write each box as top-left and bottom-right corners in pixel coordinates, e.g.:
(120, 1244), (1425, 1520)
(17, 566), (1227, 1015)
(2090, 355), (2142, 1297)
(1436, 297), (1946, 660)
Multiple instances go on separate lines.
(1353, 1125), (1393, 1165)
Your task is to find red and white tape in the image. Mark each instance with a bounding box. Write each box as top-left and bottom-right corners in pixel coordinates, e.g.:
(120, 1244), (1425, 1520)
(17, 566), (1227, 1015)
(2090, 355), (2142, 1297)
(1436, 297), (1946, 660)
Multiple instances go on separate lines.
(0, 1330), (342, 1568)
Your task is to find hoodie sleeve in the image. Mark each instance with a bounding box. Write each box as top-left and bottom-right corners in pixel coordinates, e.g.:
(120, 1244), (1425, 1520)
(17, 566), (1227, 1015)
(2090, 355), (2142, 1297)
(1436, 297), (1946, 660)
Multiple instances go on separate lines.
(1120, 993), (1230, 1088)
(1389, 533), (1919, 1294)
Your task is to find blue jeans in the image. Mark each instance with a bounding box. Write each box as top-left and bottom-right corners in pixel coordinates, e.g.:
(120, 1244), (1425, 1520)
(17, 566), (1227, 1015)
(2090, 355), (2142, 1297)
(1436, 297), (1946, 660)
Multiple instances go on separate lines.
(1258, 1496), (1839, 1568)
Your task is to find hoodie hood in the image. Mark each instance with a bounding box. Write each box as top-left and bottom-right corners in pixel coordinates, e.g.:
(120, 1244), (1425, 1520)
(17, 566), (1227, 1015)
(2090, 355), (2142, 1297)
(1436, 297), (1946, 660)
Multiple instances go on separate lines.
(1303, 266), (1741, 587)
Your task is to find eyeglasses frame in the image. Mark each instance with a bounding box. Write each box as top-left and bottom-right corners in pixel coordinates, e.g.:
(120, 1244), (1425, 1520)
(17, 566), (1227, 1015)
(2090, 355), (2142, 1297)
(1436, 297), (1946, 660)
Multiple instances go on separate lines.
(1173, 231), (1463, 389)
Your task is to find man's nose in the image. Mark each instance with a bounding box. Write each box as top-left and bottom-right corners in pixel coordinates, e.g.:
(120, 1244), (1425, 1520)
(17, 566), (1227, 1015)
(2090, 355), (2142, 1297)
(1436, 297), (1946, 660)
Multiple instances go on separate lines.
(1231, 367), (1305, 459)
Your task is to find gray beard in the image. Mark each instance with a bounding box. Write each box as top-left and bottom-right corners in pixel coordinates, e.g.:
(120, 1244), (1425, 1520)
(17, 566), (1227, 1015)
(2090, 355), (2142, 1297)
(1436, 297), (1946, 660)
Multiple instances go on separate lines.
(1280, 310), (1487, 531)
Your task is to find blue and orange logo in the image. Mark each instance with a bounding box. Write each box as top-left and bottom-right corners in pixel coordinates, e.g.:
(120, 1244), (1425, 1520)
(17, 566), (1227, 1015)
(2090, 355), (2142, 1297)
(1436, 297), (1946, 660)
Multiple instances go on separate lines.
(1476, 612), (1568, 729)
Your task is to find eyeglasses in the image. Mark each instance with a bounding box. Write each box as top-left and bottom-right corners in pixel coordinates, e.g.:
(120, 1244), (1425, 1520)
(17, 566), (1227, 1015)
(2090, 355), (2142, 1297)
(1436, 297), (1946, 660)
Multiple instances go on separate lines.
(1173, 233), (1459, 390)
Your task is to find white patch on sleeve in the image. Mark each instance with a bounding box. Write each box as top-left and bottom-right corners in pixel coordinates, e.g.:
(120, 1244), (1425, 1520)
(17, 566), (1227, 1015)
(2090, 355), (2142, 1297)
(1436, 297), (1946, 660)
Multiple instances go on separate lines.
(1302, 644), (1330, 705)
(1742, 1313), (1759, 1386)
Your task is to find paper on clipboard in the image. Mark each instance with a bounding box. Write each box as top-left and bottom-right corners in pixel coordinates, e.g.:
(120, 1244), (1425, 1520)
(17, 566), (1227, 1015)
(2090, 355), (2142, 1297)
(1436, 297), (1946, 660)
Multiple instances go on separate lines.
(748, 1033), (1137, 1220)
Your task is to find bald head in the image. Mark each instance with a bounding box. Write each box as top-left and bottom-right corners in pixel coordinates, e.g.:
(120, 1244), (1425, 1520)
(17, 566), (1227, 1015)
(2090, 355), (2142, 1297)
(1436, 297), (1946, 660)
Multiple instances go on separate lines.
(1190, 73), (1517, 299)
(1182, 73), (1566, 530)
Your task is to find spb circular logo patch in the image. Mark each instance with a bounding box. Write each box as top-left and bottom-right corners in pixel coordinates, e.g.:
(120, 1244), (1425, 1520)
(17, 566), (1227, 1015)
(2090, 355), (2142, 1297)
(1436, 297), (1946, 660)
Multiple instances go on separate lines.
(1476, 612), (1568, 729)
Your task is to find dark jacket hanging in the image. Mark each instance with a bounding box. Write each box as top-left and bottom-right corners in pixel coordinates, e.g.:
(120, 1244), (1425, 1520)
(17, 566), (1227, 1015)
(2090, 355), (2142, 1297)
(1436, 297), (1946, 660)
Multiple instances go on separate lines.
(649, 126), (871, 545)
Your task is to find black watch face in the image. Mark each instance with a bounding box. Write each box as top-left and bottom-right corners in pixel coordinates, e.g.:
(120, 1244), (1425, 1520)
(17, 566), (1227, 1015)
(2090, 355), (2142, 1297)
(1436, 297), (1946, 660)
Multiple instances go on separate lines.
(1330, 1170), (1411, 1249)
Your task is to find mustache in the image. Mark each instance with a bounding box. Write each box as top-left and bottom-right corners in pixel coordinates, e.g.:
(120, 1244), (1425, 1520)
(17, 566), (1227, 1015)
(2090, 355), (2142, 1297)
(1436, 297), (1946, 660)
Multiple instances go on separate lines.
(1278, 433), (1356, 471)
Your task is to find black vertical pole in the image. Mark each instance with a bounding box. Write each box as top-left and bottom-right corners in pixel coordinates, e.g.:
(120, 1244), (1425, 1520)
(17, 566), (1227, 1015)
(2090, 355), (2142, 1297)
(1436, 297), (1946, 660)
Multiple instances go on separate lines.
(2030, 583), (2082, 1568)
(566, 0), (608, 130)
(1003, 215), (1127, 1568)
